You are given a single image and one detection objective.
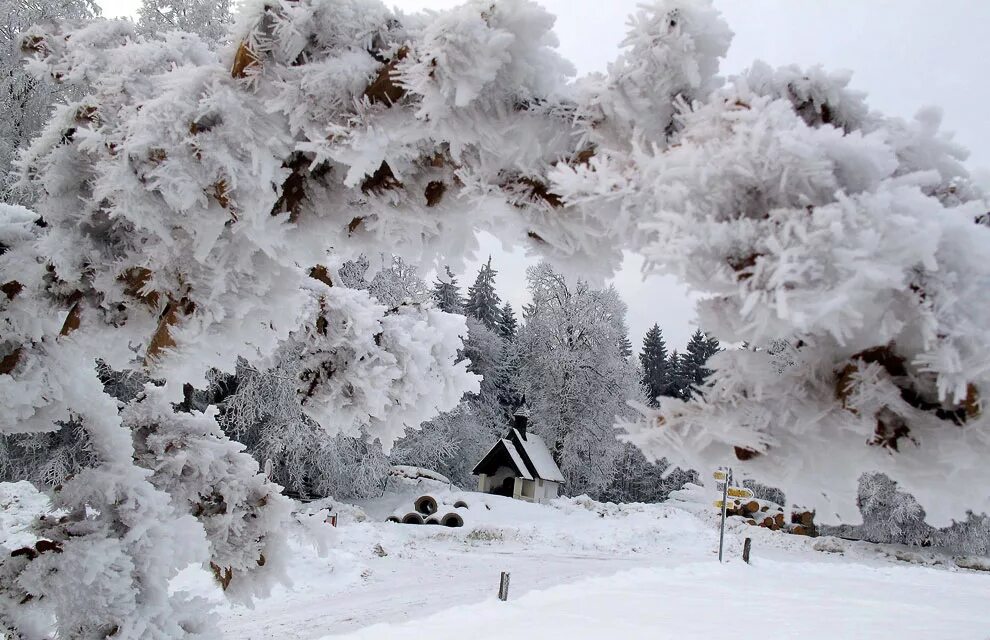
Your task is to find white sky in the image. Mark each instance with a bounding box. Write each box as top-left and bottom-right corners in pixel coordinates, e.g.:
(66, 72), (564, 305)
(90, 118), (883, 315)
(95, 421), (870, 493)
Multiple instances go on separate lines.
(98, 0), (990, 351)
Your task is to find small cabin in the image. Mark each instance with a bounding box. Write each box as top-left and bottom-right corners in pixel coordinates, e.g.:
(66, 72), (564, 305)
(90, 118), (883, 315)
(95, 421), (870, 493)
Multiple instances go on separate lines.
(472, 406), (565, 503)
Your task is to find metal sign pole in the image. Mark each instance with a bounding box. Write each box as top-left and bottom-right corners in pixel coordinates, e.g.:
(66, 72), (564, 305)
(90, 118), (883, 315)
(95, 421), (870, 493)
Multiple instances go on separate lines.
(718, 467), (731, 563)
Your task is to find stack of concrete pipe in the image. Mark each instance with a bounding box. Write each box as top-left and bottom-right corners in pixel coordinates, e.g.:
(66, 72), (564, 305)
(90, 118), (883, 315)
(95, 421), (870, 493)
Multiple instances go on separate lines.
(386, 495), (466, 527)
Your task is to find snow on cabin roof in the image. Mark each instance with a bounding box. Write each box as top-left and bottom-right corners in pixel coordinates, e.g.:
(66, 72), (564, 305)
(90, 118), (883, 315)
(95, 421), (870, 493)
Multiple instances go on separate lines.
(512, 429), (565, 484)
(502, 439), (534, 481)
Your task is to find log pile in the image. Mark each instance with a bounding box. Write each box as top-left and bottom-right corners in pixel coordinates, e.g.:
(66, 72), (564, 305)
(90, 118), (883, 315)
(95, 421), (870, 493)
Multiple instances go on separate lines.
(724, 497), (788, 531)
(725, 497), (817, 536)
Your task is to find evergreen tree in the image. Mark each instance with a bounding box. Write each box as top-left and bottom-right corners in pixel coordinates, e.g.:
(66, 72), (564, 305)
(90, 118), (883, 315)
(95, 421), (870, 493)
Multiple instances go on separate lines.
(666, 350), (689, 399)
(138, 0), (233, 42)
(497, 301), (518, 341)
(619, 333), (633, 359)
(464, 256), (502, 330)
(678, 329), (721, 398)
(431, 266), (464, 314)
(639, 324), (669, 407)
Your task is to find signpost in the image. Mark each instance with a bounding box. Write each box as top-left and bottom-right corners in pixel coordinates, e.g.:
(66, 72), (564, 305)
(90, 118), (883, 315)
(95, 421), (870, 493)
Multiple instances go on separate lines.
(727, 486), (754, 499)
(714, 469), (757, 563)
(717, 468), (731, 563)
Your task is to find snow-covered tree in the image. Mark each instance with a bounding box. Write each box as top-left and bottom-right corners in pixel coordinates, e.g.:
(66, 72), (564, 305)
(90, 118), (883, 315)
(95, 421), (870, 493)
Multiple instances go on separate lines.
(639, 324), (669, 406)
(432, 266), (464, 315)
(676, 329), (720, 399)
(138, 0), (232, 43)
(604, 6), (990, 524)
(218, 355), (390, 500)
(390, 403), (499, 488)
(0, 10), (475, 633)
(497, 301), (517, 341)
(390, 316), (513, 486)
(604, 442), (696, 504)
(852, 472), (931, 545)
(338, 254), (431, 308)
(821, 472), (989, 554)
(518, 263), (639, 497)
(464, 256), (502, 330)
(0, 0), (99, 203)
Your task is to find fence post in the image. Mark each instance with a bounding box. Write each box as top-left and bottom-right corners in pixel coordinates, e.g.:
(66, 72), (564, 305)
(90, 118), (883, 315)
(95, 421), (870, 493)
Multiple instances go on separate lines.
(498, 571), (511, 601)
(743, 537), (752, 564)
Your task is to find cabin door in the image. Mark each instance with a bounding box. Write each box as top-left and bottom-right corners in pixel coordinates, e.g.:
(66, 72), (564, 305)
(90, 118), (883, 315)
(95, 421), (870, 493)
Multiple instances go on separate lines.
(494, 476), (514, 497)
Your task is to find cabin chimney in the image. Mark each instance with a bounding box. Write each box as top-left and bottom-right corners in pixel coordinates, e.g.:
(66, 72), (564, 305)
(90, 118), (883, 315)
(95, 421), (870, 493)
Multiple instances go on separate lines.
(512, 404), (530, 440)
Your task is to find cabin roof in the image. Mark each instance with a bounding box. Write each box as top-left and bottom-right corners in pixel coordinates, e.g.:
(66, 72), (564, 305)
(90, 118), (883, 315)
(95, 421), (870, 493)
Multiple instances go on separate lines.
(472, 430), (564, 484)
(472, 439), (533, 480)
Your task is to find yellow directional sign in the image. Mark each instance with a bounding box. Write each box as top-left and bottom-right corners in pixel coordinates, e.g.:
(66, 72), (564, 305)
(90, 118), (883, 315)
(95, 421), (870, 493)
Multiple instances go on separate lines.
(714, 499), (742, 509)
(713, 471), (728, 481)
(727, 487), (754, 499)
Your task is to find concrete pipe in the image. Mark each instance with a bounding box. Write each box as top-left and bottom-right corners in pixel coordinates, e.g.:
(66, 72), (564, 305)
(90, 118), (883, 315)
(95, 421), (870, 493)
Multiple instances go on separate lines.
(414, 495), (439, 516)
(440, 512), (464, 528)
(402, 512), (425, 525)
(425, 515), (442, 525)
(385, 516), (400, 523)
(452, 500), (469, 509)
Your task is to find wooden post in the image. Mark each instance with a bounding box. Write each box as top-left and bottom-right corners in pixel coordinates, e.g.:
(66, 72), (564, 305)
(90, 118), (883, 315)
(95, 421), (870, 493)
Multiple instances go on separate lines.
(328, 514), (337, 527)
(498, 571), (510, 601)
(743, 537), (752, 564)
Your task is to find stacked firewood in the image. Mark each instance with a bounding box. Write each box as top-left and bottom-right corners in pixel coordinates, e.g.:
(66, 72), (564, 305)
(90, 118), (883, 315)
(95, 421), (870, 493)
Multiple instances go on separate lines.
(723, 497), (787, 531)
(723, 497), (817, 536)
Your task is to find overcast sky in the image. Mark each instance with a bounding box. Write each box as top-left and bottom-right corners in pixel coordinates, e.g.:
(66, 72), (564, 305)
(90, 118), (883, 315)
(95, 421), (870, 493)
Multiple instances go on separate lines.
(98, 0), (989, 351)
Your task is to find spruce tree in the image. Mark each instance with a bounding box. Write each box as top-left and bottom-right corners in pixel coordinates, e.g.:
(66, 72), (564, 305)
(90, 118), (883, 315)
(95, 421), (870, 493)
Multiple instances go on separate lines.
(619, 333), (633, 359)
(464, 256), (502, 330)
(431, 266), (464, 314)
(679, 329), (721, 398)
(639, 324), (669, 407)
(666, 350), (688, 399)
(497, 301), (518, 341)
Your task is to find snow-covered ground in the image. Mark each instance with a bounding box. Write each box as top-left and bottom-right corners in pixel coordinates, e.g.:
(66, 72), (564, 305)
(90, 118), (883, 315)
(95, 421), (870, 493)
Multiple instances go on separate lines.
(3, 479), (988, 639)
